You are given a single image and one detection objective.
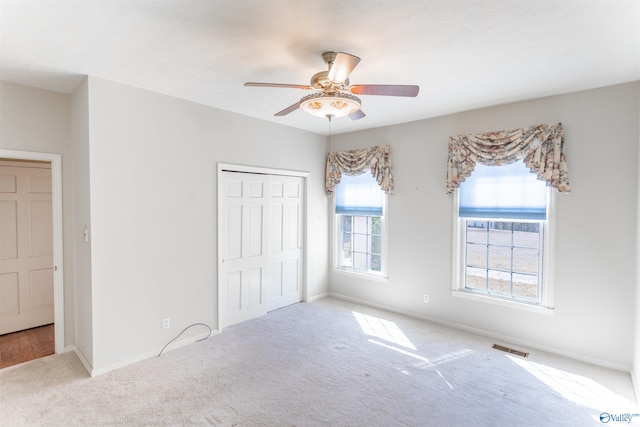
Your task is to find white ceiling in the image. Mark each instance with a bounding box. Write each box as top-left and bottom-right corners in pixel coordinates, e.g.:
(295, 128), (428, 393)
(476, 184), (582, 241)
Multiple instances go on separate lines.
(1, 1), (639, 135)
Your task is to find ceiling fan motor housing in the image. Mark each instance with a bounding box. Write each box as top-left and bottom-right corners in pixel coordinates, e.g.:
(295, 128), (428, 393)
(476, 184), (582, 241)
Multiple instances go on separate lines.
(310, 71), (349, 91)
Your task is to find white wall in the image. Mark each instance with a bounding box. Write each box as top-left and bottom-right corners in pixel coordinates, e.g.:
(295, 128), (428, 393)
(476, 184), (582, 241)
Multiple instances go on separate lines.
(0, 82), (77, 347)
(329, 82), (640, 369)
(84, 77), (328, 372)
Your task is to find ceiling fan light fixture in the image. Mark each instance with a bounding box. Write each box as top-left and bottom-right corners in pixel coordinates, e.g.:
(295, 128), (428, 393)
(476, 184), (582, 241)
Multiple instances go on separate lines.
(299, 92), (361, 119)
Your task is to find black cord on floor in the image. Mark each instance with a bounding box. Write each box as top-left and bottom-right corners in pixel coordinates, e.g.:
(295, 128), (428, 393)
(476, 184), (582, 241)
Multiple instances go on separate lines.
(157, 323), (212, 357)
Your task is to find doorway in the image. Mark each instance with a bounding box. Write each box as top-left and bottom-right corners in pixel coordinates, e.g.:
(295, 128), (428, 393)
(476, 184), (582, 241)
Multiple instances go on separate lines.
(0, 150), (64, 362)
(0, 159), (54, 333)
(217, 164), (308, 330)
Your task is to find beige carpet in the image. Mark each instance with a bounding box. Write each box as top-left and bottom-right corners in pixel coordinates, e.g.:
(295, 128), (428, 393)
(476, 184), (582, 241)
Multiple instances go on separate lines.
(1, 297), (638, 426)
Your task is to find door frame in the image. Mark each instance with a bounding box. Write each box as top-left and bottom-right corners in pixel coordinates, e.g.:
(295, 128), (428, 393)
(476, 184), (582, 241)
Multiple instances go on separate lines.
(0, 149), (64, 354)
(216, 163), (309, 332)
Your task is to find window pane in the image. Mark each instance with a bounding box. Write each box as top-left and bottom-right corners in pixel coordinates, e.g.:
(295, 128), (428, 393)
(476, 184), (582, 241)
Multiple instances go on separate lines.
(466, 242), (487, 268)
(467, 222), (488, 244)
(371, 216), (382, 235)
(488, 222), (512, 245)
(341, 224), (351, 250)
(465, 267), (487, 291)
(513, 273), (538, 300)
(371, 235), (381, 254)
(370, 254), (381, 272)
(342, 235), (351, 251)
(353, 216), (368, 234)
(341, 250), (352, 267)
(513, 247), (539, 274)
(353, 234), (368, 252)
(487, 270), (511, 295)
(513, 227), (539, 248)
(488, 246), (511, 270)
(353, 252), (367, 270)
(342, 216), (352, 233)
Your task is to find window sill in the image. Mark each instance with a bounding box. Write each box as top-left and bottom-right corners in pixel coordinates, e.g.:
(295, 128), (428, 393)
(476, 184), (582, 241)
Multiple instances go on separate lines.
(451, 290), (554, 315)
(331, 268), (388, 283)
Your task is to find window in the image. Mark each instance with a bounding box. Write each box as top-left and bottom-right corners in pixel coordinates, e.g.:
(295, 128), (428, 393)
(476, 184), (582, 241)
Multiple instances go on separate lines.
(464, 220), (542, 301)
(453, 161), (553, 308)
(334, 173), (387, 277)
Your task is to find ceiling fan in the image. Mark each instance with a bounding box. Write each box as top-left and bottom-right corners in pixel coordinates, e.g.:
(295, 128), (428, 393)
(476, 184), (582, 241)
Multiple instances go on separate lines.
(244, 51), (419, 121)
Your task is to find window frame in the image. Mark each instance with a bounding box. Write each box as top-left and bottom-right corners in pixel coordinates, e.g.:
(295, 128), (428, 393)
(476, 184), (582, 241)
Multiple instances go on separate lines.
(451, 186), (555, 314)
(332, 187), (389, 281)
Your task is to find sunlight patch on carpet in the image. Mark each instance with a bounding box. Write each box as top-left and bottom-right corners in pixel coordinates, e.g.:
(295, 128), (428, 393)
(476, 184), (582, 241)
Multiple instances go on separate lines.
(507, 355), (639, 415)
(353, 311), (416, 350)
(369, 339), (429, 363)
(369, 339), (473, 369)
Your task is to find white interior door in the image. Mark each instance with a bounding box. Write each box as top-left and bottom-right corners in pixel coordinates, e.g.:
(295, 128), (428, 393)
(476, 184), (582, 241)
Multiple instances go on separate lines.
(0, 160), (54, 335)
(219, 170), (304, 328)
(220, 172), (269, 327)
(268, 176), (303, 311)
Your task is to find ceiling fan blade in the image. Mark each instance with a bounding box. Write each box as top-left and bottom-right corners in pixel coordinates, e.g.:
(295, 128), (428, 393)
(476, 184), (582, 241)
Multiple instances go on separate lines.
(244, 82), (312, 90)
(349, 84), (419, 97)
(274, 102), (300, 116)
(349, 109), (366, 121)
(327, 52), (361, 84)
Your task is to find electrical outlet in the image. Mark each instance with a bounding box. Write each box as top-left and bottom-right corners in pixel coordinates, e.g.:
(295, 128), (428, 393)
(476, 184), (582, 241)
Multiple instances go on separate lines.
(162, 318), (170, 329)
(423, 294), (430, 303)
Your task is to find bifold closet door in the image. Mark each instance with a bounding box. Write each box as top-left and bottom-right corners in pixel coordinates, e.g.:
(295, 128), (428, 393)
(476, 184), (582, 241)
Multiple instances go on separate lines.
(219, 171), (304, 328)
(267, 175), (303, 312)
(220, 172), (268, 327)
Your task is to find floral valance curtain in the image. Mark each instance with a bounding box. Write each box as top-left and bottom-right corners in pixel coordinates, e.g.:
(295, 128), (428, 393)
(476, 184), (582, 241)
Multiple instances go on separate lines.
(446, 122), (570, 194)
(326, 145), (394, 195)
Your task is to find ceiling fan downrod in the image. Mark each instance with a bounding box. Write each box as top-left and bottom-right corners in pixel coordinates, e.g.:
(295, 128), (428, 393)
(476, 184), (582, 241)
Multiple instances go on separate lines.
(322, 51), (337, 68)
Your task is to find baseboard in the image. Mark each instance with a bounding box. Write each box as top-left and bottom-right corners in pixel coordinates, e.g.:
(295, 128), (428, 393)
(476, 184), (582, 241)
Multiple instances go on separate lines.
(90, 329), (218, 377)
(329, 292), (631, 373)
(306, 292), (329, 303)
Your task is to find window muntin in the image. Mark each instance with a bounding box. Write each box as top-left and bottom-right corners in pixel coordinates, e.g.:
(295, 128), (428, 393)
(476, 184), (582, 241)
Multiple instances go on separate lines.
(455, 161), (550, 307)
(334, 173), (386, 276)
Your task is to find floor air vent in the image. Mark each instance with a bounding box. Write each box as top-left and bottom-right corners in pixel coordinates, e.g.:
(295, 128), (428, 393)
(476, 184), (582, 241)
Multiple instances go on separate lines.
(492, 344), (529, 358)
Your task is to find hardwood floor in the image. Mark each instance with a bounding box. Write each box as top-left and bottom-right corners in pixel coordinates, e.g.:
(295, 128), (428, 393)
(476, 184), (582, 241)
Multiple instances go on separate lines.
(0, 324), (54, 369)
